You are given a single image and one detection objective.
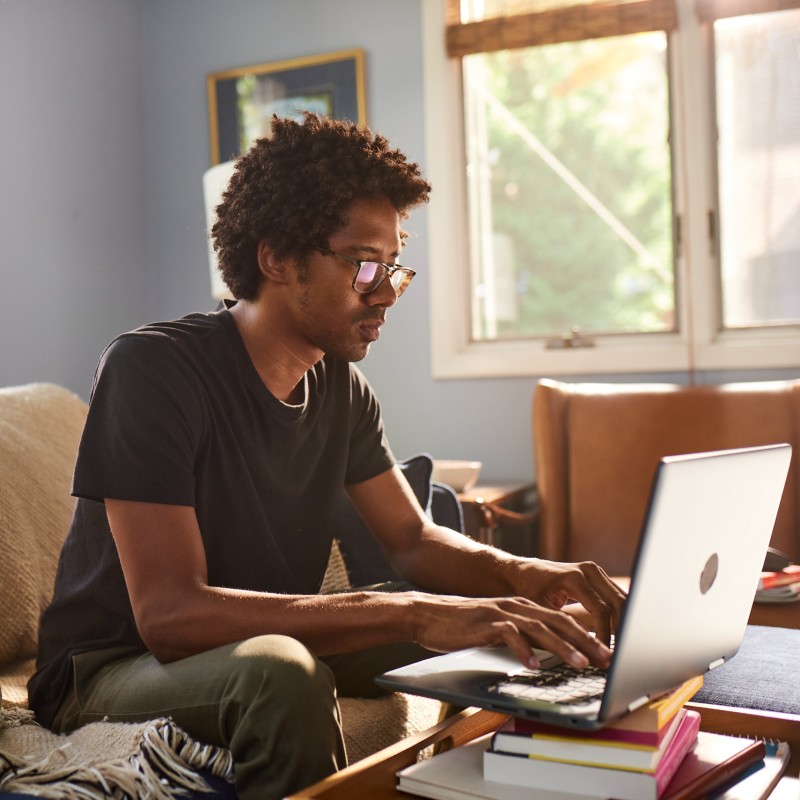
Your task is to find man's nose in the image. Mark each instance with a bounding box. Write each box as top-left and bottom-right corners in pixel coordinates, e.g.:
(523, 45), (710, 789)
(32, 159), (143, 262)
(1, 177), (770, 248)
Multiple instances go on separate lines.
(365, 276), (398, 308)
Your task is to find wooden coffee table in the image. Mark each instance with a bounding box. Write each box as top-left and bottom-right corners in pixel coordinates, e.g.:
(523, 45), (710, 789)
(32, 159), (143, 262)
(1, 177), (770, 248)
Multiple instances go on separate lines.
(285, 707), (508, 799)
(288, 590), (800, 798)
(287, 702), (800, 798)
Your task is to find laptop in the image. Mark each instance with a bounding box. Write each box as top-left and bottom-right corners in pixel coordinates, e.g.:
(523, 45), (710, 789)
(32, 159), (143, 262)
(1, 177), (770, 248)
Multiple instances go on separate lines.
(377, 444), (792, 731)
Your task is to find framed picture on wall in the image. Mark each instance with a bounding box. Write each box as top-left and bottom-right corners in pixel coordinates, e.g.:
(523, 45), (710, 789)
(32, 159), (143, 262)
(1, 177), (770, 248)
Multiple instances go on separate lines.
(207, 48), (367, 165)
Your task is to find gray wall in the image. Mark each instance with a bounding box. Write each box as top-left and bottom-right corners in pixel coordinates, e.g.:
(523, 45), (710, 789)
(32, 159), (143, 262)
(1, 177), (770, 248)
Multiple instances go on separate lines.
(0, 0), (148, 394)
(2, 0), (798, 484)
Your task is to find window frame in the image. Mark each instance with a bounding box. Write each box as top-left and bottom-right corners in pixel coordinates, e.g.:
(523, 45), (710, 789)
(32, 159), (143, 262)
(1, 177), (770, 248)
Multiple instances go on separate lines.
(422, 0), (800, 379)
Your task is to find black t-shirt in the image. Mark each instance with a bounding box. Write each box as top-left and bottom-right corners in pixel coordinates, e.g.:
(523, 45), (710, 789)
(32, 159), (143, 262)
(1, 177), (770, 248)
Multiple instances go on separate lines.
(28, 307), (394, 725)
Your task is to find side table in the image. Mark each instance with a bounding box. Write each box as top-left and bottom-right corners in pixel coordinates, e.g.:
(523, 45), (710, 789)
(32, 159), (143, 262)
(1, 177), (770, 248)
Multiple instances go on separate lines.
(749, 598), (800, 629)
(458, 482), (538, 556)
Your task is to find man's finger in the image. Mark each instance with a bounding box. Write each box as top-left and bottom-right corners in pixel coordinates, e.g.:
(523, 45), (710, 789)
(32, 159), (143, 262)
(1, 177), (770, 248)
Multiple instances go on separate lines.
(517, 607), (611, 667)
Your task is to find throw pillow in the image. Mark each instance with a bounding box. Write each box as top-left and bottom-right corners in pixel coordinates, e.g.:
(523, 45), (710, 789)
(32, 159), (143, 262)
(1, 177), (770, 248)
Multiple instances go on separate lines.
(333, 454), (434, 586)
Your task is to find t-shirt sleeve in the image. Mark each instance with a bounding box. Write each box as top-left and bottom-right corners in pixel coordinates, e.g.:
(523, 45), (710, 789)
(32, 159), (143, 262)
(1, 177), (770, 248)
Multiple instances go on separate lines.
(343, 364), (395, 485)
(72, 334), (205, 506)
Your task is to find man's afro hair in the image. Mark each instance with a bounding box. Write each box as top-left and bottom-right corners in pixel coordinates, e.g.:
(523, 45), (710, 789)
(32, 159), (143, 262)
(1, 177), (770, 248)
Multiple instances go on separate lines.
(211, 112), (431, 300)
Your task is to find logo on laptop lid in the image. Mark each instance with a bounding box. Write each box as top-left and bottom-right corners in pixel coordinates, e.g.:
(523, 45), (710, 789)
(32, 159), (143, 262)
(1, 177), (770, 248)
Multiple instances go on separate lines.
(700, 552), (719, 594)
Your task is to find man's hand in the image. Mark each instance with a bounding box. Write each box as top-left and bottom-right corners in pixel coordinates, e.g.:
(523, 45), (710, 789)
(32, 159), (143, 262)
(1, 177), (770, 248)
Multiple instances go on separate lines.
(409, 593), (614, 670)
(347, 467), (628, 669)
(508, 559), (627, 649)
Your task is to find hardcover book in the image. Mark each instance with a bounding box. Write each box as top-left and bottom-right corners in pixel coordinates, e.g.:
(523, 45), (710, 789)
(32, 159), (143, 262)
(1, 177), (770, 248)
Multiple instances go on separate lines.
(662, 732), (786, 800)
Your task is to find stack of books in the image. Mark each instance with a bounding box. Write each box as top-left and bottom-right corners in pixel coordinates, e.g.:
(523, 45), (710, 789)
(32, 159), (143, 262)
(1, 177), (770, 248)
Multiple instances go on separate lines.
(482, 677), (702, 800)
(755, 564), (800, 603)
(396, 673), (791, 800)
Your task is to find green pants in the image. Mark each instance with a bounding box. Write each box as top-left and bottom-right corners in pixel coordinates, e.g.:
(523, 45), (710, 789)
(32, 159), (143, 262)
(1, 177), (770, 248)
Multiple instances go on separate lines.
(50, 594), (433, 799)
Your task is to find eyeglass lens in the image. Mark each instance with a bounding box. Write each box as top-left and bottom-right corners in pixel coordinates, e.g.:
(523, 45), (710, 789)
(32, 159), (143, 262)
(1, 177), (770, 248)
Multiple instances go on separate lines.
(354, 263), (411, 296)
(388, 270), (408, 292)
(354, 261), (382, 293)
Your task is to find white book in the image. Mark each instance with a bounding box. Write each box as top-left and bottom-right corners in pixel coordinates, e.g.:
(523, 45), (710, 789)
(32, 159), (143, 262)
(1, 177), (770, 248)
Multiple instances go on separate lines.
(397, 734), (599, 800)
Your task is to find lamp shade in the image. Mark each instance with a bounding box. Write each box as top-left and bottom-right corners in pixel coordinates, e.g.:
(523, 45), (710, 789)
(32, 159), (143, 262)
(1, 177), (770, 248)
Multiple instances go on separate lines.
(202, 160), (236, 300)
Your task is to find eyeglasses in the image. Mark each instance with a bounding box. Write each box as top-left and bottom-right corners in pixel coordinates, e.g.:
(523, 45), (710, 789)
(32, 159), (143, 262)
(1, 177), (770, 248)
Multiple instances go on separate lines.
(315, 246), (415, 297)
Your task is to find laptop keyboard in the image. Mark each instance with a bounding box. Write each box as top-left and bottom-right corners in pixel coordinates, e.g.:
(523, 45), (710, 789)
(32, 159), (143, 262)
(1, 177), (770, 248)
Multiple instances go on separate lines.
(484, 663), (608, 706)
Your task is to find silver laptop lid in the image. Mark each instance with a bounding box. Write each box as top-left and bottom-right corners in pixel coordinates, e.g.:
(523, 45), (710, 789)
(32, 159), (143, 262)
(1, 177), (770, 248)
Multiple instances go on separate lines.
(599, 443), (792, 722)
(376, 444), (791, 730)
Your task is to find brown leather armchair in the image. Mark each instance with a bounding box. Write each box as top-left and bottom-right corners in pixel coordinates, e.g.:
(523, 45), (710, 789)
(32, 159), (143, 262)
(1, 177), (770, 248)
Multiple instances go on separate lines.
(533, 378), (800, 575)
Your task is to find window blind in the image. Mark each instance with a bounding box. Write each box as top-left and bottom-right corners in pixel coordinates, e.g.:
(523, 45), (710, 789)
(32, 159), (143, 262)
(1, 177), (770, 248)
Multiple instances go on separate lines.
(445, 0), (678, 57)
(696, 0), (800, 22)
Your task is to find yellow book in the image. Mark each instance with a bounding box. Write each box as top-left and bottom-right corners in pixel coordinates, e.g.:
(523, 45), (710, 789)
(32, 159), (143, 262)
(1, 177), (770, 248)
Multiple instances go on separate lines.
(501, 674), (703, 749)
(616, 674), (704, 736)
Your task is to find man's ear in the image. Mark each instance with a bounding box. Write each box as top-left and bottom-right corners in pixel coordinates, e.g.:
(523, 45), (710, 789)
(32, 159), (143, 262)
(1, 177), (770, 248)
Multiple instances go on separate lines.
(256, 240), (290, 284)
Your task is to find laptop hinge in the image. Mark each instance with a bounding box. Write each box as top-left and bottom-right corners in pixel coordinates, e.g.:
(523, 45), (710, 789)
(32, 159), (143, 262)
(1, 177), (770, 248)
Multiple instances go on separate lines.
(709, 657), (725, 670)
(627, 696), (650, 714)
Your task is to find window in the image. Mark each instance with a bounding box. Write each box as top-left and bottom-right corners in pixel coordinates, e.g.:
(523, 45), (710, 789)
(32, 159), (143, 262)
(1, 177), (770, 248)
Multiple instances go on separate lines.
(710, 6), (800, 330)
(422, 0), (800, 378)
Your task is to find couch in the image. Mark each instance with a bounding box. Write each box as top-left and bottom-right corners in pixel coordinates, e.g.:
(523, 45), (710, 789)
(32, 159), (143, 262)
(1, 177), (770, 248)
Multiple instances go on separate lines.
(0, 382), (447, 798)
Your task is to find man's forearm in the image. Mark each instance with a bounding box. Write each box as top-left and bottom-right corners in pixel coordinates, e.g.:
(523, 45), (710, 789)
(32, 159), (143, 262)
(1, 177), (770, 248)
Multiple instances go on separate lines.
(143, 585), (422, 663)
(388, 522), (529, 598)
(143, 541), (616, 673)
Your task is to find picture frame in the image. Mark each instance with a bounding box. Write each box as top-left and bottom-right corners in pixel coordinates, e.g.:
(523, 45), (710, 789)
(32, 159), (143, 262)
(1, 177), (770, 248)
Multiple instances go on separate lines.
(207, 48), (367, 165)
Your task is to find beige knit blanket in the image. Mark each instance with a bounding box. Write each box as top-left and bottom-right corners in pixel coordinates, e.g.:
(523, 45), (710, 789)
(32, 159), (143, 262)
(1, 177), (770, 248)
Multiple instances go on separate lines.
(0, 695), (234, 799)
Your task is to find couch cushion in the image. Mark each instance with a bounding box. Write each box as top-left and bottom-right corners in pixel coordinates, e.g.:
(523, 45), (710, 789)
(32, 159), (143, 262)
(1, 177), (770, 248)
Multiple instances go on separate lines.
(339, 694), (442, 763)
(0, 384), (87, 664)
(692, 625), (800, 715)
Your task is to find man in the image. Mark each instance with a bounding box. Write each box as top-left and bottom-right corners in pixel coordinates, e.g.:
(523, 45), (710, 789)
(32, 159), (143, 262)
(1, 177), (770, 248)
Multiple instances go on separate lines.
(30, 113), (625, 799)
